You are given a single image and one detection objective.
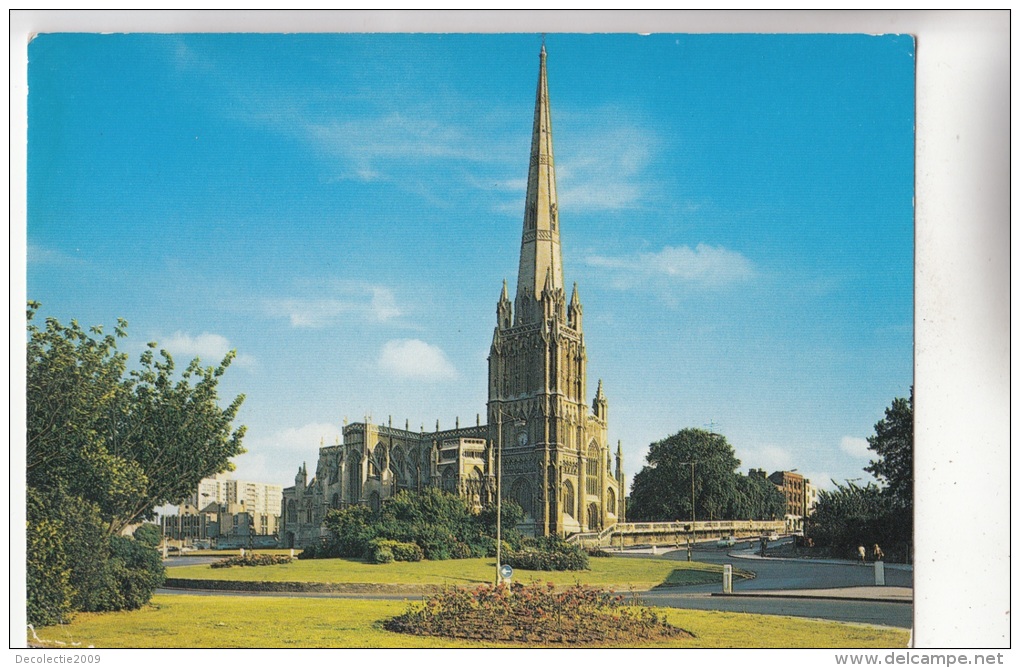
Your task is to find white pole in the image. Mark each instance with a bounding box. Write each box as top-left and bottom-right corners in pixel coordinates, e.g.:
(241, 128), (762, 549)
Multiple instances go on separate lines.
(723, 564), (733, 593)
(874, 560), (886, 586)
(496, 410), (502, 586)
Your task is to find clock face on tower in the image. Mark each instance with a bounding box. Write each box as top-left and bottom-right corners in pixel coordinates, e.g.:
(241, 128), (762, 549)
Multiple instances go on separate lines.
(517, 431), (529, 447)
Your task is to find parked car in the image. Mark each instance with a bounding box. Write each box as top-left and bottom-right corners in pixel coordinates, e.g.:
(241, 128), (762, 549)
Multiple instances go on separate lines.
(767, 532), (780, 541)
(717, 536), (736, 548)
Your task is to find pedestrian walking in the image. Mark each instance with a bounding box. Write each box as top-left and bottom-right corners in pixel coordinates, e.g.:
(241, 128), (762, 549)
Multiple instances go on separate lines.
(857, 545), (866, 564)
(873, 544), (884, 561)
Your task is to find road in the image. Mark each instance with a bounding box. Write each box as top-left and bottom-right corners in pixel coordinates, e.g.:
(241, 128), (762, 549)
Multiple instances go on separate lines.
(636, 589), (912, 628)
(614, 539), (913, 629)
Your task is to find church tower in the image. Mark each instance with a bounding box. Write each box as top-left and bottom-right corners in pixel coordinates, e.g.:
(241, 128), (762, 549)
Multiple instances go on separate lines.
(488, 46), (623, 536)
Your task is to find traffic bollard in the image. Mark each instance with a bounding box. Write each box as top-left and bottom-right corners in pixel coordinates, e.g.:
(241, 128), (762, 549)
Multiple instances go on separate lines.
(874, 560), (885, 586)
(723, 564), (733, 593)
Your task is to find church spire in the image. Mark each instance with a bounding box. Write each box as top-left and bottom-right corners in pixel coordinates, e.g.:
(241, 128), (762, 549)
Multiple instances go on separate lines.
(516, 44), (564, 308)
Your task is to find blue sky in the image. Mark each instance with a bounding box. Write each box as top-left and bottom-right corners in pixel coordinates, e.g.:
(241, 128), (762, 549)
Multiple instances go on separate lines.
(26, 33), (915, 494)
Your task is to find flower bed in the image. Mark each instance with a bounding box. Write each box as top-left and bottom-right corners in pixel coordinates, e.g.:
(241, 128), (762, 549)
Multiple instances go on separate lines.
(210, 553), (294, 569)
(384, 582), (691, 645)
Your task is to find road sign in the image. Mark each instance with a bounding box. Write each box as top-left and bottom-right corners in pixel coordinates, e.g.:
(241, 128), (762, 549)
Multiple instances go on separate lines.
(499, 564), (513, 581)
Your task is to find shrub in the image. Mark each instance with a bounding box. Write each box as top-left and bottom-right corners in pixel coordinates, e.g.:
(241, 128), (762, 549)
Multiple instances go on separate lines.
(211, 553), (294, 569)
(391, 541), (424, 562)
(27, 488), (166, 622)
(367, 539), (424, 563)
(296, 538), (337, 560)
(103, 536), (166, 610)
(26, 490), (73, 626)
(132, 523), (162, 548)
(307, 490), (528, 563)
(504, 536), (589, 571)
(384, 582), (689, 645)
(372, 547), (394, 564)
(484, 538), (512, 558)
(319, 504), (378, 558)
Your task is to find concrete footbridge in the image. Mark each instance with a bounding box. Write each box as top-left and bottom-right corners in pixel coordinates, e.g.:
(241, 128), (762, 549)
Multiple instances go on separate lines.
(567, 520), (786, 549)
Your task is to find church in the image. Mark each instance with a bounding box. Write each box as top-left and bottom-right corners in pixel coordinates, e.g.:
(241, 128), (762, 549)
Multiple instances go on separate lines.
(280, 47), (626, 549)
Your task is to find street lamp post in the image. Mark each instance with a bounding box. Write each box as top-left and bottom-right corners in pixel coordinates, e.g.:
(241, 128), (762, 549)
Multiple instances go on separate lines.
(494, 407), (524, 586)
(679, 461), (696, 561)
(496, 410), (503, 586)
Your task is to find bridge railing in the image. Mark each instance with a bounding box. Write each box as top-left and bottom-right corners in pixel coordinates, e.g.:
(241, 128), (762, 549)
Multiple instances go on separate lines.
(566, 519), (785, 547)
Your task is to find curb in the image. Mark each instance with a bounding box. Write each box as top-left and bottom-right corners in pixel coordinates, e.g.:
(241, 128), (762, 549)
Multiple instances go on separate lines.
(710, 592), (913, 605)
(725, 553), (914, 571)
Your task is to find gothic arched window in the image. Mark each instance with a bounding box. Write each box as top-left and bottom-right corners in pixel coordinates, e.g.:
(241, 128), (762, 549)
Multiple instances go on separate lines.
(348, 451), (362, 501)
(391, 447), (407, 488)
(441, 467), (457, 493)
(586, 442), (600, 496)
(563, 479), (575, 519)
(510, 478), (534, 519)
(408, 449), (419, 488)
(369, 443), (385, 479)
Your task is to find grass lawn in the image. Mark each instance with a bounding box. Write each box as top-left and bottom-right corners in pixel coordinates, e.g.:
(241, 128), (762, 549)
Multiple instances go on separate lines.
(168, 555), (749, 589)
(29, 594), (909, 648)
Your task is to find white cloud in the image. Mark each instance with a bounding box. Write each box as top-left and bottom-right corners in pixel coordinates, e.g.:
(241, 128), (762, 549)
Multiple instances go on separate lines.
(305, 113), (490, 181)
(250, 422), (343, 453)
(379, 339), (457, 381)
(559, 181), (643, 211)
(228, 422), (346, 487)
(369, 286), (401, 322)
(160, 331), (256, 368)
(28, 243), (85, 266)
(801, 471), (836, 491)
(555, 120), (655, 212)
(486, 114), (656, 215)
(738, 444), (793, 474)
(265, 284), (401, 328)
(840, 435), (873, 459)
(587, 243), (754, 290)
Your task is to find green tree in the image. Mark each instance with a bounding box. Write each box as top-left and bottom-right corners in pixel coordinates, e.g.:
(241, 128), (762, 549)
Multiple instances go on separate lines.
(731, 472), (786, 521)
(477, 498), (526, 551)
(27, 302), (246, 534)
(806, 389), (914, 562)
(309, 490), (527, 562)
(628, 429), (745, 522)
(26, 489), (73, 626)
(865, 387), (913, 511)
(132, 523), (162, 548)
(26, 303), (242, 622)
(806, 481), (901, 559)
